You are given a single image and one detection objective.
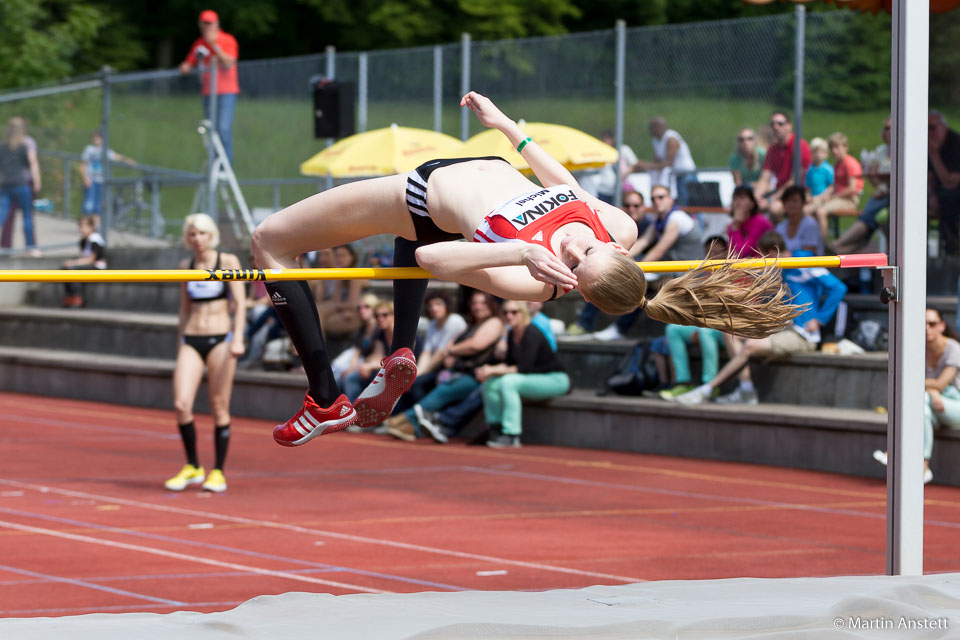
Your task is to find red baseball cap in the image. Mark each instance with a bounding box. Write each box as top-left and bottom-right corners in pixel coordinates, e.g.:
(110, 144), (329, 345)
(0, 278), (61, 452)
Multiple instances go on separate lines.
(199, 10), (219, 23)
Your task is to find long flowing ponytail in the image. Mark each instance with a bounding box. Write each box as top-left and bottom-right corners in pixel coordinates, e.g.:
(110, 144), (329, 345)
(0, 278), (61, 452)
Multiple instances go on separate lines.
(584, 252), (804, 339)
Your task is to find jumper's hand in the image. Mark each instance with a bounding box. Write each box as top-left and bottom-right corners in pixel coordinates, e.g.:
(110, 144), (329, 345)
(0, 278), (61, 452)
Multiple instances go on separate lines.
(460, 91), (512, 131)
(520, 244), (577, 290)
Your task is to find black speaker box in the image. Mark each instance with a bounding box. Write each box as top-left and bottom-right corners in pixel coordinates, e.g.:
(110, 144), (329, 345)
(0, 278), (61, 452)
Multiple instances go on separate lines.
(313, 81), (355, 139)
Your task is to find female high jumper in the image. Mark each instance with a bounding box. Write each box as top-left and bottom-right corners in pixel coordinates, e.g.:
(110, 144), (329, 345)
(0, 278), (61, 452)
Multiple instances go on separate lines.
(252, 92), (799, 446)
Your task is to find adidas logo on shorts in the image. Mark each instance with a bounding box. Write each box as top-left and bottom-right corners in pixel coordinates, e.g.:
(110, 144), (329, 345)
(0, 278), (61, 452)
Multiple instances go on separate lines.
(271, 291), (286, 305)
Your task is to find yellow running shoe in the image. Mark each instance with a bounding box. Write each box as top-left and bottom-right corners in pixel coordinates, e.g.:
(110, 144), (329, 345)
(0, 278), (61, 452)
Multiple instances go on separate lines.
(164, 464), (205, 491)
(202, 469), (227, 493)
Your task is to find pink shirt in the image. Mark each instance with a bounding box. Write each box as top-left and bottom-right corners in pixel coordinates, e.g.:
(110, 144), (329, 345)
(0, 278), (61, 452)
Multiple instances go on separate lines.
(727, 213), (774, 256)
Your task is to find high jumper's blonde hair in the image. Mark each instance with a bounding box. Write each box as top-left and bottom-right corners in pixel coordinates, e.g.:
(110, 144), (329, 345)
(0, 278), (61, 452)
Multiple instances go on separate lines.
(580, 252), (803, 339)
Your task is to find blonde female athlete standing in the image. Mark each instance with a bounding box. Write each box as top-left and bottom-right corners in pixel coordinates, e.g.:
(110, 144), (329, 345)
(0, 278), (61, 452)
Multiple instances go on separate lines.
(166, 214), (247, 492)
(252, 92), (799, 447)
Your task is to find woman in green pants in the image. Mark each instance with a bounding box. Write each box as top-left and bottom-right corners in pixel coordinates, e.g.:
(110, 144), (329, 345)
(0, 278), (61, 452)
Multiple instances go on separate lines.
(476, 300), (570, 448)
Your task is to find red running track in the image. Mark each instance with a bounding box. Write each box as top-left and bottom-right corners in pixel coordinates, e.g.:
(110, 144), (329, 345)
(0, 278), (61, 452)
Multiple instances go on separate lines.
(0, 391), (958, 618)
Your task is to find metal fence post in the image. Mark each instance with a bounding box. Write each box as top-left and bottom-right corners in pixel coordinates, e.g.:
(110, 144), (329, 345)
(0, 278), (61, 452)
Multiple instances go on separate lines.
(101, 66), (113, 243)
(793, 5), (806, 186)
(460, 33), (471, 141)
(433, 46), (443, 133)
(325, 45), (336, 192)
(358, 52), (368, 133)
(614, 20), (626, 209)
(62, 157), (71, 219)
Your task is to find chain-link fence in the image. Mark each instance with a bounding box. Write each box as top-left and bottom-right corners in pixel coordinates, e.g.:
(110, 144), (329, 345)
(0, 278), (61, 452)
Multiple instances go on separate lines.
(0, 8), (907, 248)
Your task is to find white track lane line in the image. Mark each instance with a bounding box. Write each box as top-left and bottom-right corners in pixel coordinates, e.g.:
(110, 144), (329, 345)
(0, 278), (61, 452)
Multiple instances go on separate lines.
(0, 518), (386, 594)
(0, 480), (643, 583)
(0, 562), (185, 606)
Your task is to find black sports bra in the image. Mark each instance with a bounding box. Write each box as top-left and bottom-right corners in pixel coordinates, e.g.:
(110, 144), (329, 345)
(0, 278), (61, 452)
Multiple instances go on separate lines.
(186, 252), (229, 302)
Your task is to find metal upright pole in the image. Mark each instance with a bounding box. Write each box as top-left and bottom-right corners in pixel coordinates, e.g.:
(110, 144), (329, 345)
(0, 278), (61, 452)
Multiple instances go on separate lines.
(358, 53), (368, 133)
(792, 5), (805, 186)
(614, 20), (626, 209)
(886, 0), (928, 577)
(100, 67), (113, 243)
(433, 46), (443, 133)
(460, 33), (471, 141)
(325, 45), (336, 192)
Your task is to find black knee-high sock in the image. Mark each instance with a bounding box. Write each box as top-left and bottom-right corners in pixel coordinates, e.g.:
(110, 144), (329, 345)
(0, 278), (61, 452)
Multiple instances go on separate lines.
(391, 237), (430, 354)
(214, 424), (230, 471)
(264, 280), (340, 405)
(177, 421), (199, 467)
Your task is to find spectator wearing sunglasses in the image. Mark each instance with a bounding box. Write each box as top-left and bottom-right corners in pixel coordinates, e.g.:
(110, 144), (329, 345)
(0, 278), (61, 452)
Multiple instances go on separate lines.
(729, 127), (766, 190)
(753, 111), (812, 221)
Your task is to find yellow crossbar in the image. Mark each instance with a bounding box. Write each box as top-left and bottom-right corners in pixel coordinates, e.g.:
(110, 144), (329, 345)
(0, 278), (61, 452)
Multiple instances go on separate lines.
(0, 254), (886, 283)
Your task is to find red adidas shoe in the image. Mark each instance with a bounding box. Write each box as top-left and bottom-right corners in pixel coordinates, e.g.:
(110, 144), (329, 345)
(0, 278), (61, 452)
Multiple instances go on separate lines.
(273, 392), (357, 447)
(353, 348), (417, 428)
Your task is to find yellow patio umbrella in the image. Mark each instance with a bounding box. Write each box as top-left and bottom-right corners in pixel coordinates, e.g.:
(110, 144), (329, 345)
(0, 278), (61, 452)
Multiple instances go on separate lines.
(300, 124), (464, 178)
(458, 121), (618, 174)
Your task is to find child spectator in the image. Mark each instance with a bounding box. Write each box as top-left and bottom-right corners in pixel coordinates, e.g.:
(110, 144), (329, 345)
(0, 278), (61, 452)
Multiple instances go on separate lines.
(803, 137), (834, 207)
(812, 132), (864, 243)
(61, 215), (107, 308)
(675, 231), (846, 406)
(81, 130), (136, 223)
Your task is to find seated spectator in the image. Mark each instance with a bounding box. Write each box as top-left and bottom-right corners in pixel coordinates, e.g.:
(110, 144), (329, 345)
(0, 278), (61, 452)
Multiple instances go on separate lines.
(873, 307), (958, 485)
(474, 300), (570, 449)
(659, 236), (730, 401)
(588, 185), (703, 342)
(729, 127), (766, 189)
(392, 290), (468, 414)
(676, 231), (846, 406)
(928, 111), (960, 255)
(237, 274), (279, 368)
(634, 117), (698, 206)
(421, 300), (561, 441)
(332, 293), (380, 389)
(314, 244), (369, 338)
(342, 300), (393, 401)
(775, 185), (823, 255)
(582, 129), (639, 204)
(811, 132), (863, 242)
(567, 191), (646, 337)
(753, 111), (812, 221)
(385, 291), (504, 443)
(803, 137), (834, 210)
(832, 117), (891, 254)
(727, 185), (772, 257)
(61, 215), (106, 308)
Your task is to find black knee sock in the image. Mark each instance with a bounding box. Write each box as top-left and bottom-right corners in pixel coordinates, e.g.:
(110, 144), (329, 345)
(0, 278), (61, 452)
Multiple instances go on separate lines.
(391, 237), (430, 354)
(177, 421), (199, 467)
(264, 280), (340, 405)
(214, 424), (230, 471)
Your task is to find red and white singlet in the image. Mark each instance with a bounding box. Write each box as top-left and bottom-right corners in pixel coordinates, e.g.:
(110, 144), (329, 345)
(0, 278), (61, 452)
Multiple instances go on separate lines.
(472, 186), (611, 253)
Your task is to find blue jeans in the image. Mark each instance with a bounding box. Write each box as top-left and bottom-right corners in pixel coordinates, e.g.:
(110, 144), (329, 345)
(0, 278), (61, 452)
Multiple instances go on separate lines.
(0, 184), (34, 247)
(675, 172), (699, 207)
(859, 195), (889, 232)
(406, 374), (480, 436)
(82, 182), (103, 215)
(577, 303), (640, 334)
(203, 93), (237, 166)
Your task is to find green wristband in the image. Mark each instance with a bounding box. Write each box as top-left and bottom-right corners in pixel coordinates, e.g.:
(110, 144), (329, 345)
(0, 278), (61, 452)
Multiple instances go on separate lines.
(516, 137), (532, 153)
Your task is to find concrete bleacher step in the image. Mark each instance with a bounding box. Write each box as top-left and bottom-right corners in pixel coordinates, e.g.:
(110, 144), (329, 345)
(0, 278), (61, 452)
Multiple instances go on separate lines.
(0, 306), (891, 410)
(0, 345), (955, 486)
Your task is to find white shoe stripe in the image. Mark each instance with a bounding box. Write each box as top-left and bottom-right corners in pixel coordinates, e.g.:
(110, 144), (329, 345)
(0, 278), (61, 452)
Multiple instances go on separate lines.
(302, 411), (322, 428)
(293, 416), (313, 436)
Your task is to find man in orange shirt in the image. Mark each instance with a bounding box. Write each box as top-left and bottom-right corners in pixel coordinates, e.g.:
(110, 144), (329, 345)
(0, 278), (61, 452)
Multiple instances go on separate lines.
(180, 10), (239, 165)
